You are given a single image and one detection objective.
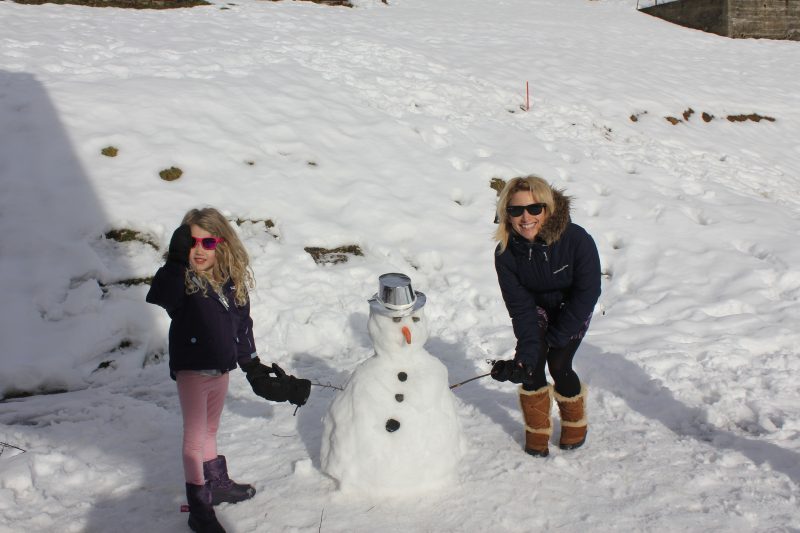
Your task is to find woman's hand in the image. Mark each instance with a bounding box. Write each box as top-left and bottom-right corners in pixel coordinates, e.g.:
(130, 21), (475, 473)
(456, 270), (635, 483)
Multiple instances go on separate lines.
(491, 359), (535, 384)
(491, 359), (514, 382)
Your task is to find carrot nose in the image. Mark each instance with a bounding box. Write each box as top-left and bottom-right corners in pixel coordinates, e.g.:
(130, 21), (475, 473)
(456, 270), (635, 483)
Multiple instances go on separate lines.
(401, 326), (412, 344)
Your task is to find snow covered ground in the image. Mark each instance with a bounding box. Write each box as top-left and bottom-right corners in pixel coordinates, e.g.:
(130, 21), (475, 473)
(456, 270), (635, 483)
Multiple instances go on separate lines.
(1, 0), (799, 531)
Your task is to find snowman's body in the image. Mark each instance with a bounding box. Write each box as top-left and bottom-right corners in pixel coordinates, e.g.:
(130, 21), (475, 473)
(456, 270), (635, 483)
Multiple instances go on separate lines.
(321, 305), (463, 495)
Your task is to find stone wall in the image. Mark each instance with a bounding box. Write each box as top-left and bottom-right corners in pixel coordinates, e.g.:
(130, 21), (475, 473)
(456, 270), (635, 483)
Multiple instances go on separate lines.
(642, 0), (800, 40)
(729, 0), (800, 40)
(641, 0), (728, 36)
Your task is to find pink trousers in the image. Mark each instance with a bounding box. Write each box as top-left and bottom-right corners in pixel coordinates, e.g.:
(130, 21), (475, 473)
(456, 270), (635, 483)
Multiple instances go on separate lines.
(176, 371), (230, 485)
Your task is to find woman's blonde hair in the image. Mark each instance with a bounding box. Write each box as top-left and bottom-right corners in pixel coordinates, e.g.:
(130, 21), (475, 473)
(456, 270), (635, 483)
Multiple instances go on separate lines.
(181, 207), (254, 306)
(494, 175), (555, 254)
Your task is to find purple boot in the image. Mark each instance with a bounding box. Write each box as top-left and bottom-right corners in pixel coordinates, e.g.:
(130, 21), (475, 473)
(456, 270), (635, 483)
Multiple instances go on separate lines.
(203, 455), (256, 505)
(185, 483), (225, 533)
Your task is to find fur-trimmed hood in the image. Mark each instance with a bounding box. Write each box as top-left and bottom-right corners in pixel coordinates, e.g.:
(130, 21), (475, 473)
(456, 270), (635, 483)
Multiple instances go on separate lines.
(532, 188), (571, 246)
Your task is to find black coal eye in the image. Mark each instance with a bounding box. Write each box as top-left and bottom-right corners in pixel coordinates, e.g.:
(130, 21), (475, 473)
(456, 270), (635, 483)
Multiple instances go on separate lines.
(412, 316), (420, 323)
(392, 317), (402, 322)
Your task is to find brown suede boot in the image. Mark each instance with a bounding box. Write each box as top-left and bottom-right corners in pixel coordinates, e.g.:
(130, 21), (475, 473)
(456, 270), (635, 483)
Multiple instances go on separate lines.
(554, 384), (588, 450)
(518, 384), (553, 457)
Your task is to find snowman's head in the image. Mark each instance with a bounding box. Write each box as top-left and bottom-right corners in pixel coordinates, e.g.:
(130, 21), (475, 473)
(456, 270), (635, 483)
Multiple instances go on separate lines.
(366, 273), (429, 355)
(368, 305), (429, 355)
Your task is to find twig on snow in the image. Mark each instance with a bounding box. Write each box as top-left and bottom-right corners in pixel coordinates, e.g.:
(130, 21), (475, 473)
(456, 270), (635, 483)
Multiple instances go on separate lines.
(449, 359), (497, 389)
(0, 441), (27, 456)
(449, 372), (492, 389)
(310, 381), (343, 391)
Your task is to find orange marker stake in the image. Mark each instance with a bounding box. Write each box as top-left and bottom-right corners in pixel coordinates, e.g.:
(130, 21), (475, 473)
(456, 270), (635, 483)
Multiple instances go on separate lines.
(525, 81), (530, 111)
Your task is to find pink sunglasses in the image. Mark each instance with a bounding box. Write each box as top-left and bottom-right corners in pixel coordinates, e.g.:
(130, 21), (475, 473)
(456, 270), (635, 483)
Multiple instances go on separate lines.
(190, 236), (224, 250)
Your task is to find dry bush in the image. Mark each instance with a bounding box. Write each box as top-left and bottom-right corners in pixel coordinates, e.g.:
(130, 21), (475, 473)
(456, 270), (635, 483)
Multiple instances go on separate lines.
(489, 177), (507, 196)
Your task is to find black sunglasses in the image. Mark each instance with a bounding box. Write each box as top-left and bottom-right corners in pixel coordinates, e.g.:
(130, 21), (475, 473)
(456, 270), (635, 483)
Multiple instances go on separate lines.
(506, 203), (546, 217)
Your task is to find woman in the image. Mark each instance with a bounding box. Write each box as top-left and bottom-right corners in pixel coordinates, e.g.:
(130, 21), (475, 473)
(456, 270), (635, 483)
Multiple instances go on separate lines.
(491, 176), (601, 457)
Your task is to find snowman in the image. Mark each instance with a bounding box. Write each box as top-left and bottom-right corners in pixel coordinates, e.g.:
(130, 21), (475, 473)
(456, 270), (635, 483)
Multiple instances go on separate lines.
(321, 273), (464, 496)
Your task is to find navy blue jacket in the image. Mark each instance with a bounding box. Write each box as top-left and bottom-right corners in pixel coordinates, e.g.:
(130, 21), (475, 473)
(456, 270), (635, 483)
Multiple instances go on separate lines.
(146, 261), (256, 379)
(495, 191), (601, 365)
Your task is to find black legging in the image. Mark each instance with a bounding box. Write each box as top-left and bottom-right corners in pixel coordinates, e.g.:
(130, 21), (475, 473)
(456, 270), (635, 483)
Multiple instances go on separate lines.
(522, 337), (582, 397)
(521, 307), (584, 397)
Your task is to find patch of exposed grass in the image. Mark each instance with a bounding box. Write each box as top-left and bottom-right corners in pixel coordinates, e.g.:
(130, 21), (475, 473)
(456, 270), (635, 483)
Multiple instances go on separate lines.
(629, 110), (647, 122)
(99, 277), (153, 294)
(101, 146), (118, 157)
(116, 339), (133, 350)
(236, 217), (274, 229)
(2, 387), (69, 401)
(12, 0), (210, 7)
(727, 113), (775, 123)
(159, 166), (183, 181)
(105, 228), (158, 249)
(95, 360), (115, 371)
(634, 108), (775, 126)
(266, 0), (354, 6)
(91, 340), (133, 372)
(235, 217), (278, 239)
(304, 245), (363, 265)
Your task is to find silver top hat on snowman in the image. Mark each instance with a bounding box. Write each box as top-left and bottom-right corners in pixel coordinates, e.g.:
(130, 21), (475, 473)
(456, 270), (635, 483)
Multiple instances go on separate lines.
(368, 273), (427, 317)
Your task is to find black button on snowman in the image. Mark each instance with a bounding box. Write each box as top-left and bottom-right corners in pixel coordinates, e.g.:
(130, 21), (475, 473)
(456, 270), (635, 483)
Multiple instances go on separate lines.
(320, 273), (464, 495)
(387, 371), (409, 431)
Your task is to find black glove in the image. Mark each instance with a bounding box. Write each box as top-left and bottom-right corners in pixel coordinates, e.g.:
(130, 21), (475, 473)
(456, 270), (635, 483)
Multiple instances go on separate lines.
(491, 359), (515, 382)
(268, 363), (312, 406)
(167, 224), (193, 266)
(511, 361), (536, 384)
(241, 357), (311, 407)
(491, 359), (535, 384)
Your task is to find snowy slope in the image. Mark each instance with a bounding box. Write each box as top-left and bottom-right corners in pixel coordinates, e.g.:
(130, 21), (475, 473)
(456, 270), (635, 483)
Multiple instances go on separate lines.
(1, 0), (799, 531)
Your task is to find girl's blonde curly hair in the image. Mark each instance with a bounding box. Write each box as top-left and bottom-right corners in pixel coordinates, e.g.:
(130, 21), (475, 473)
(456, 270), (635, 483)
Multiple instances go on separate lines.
(181, 207), (254, 307)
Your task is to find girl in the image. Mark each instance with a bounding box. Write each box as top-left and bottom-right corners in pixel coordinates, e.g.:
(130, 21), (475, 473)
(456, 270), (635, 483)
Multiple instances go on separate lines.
(146, 207), (310, 533)
(491, 176), (601, 458)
